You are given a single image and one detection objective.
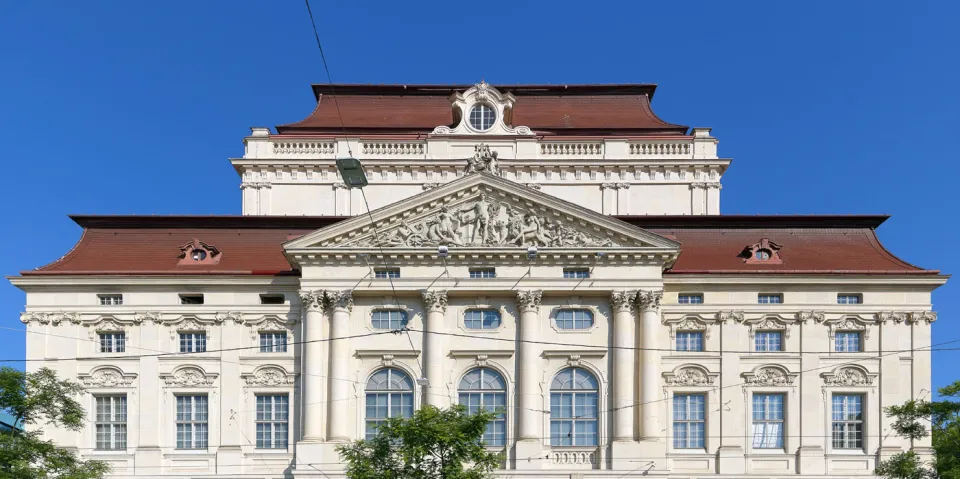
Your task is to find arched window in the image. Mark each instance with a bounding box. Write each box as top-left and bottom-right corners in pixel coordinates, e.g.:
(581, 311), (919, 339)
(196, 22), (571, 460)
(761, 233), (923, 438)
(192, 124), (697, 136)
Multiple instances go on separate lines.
(550, 368), (599, 446)
(365, 368), (414, 439)
(458, 368), (507, 446)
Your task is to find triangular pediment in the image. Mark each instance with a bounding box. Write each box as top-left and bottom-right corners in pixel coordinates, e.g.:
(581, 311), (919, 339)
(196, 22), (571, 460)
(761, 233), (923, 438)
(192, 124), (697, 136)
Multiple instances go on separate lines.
(284, 173), (680, 255)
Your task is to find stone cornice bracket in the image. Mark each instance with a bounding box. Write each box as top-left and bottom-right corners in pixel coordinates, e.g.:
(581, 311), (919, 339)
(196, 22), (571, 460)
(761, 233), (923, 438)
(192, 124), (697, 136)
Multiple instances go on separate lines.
(332, 182), (349, 189)
(637, 290), (663, 313)
(421, 290), (448, 313)
(689, 182), (707, 190)
(878, 311), (909, 324)
(299, 290), (326, 313)
(133, 311), (163, 324)
(214, 311), (245, 324)
(20, 311), (82, 326)
(718, 310), (744, 323)
(324, 290), (354, 312)
(516, 290), (542, 313)
(706, 182), (722, 189)
(798, 310), (825, 324)
(610, 290), (636, 314)
(422, 182), (441, 191)
(909, 311), (937, 325)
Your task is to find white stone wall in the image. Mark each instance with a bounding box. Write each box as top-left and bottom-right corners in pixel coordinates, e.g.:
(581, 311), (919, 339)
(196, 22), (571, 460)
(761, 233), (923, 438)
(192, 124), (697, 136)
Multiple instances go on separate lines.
(233, 128), (728, 216)
(13, 269), (939, 478)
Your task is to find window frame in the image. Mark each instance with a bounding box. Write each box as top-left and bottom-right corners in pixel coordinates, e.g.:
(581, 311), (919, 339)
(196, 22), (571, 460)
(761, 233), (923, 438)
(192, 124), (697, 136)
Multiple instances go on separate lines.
(831, 394), (864, 450)
(678, 294), (704, 305)
(554, 308), (595, 331)
(757, 294), (783, 304)
(751, 393), (785, 449)
(374, 268), (401, 280)
(371, 309), (409, 330)
(259, 332), (288, 353)
(468, 103), (497, 131)
(468, 267), (497, 279)
(463, 309), (502, 330)
(834, 331), (863, 352)
(754, 330), (783, 352)
(837, 294), (863, 305)
(179, 294), (205, 305)
(549, 367), (600, 447)
(562, 268), (590, 279)
(365, 368), (415, 439)
(259, 294), (285, 305)
(95, 395), (127, 451)
(175, 395), (209, 450)
(98, 294), (123, 306)
(178, 332), (207, 353)
(99, 332), (126, 353)
(255, 395), (289, 449)
(675, 330), (704, 352)
(458, 368), (507, 447)
(673, 393), (706, 449)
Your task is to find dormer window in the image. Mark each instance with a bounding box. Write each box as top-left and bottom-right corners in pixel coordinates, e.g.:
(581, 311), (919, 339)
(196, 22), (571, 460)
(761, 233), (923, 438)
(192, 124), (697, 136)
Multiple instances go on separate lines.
(178, 239), (221, 265)
(755, 249), (771, 261)
(739, 238), (783, 265)
(469, 104), (496, 131)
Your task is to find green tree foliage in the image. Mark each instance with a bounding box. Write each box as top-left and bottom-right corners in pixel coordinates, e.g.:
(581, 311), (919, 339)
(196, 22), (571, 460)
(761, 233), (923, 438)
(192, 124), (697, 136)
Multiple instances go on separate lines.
(0, 366), (110, 479)
(876, 380), (960, 479)
(337, 404), (503, 479)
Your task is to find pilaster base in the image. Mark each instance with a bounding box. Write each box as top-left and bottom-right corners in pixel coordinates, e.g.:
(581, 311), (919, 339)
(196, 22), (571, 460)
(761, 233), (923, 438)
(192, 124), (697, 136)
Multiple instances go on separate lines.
(610, 440), (643, 470)
(796, 445), (826, 475)
(134, 446), (162, 472)
(716, 445), (745, 475)
(295, 441), (346, 471)
(637, 438), (668, 472)
(513, 439), (543, 470)
(878, 445), (904, 461)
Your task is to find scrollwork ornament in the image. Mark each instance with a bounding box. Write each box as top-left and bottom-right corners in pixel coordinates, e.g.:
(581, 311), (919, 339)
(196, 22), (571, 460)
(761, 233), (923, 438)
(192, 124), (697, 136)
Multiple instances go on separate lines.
(743, 367), (796, 387)
(134, 312), (163, 324)
(664, 367), (716, 386)
(822, 367), (874, 387)
(909, 311), (937, 325)
(879, 311), (908, 324)
(718, 311), (744, 323)
(516, 290), (542, 313)
(421, 290), (448, 313)
(215, 311), (245, 324)
(243, 367), (294, 387)
(798, 310), (825, 324)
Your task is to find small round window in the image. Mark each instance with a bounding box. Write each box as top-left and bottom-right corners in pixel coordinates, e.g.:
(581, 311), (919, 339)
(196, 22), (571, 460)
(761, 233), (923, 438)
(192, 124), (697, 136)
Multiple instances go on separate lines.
(191, 250), (207, 261)
(755, 249), (772, 261)
(469, 104), (496, 131)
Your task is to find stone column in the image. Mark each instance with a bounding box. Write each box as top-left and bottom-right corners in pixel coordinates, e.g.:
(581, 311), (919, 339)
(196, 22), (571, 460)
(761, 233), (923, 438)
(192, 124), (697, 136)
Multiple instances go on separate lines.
(611, 290), (637, 441)
(326, 290), (353, 441)
(637, 290), (663, 441)
(515, 290), (543, 469)
(299, 290), (325, 442)
(421, 290), (448, 406)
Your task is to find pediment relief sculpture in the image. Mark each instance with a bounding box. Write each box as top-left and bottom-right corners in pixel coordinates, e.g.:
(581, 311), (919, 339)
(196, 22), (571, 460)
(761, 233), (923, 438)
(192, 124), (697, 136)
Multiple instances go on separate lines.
(79, 366), (137, 388)
(818, 315), (872, 339)
(822, 366), (876, 387)
(742, 366), (797, 387)
(664, 366), (717, 387)
(738, 315), (795, 339)
(162, 366), (218, 388)
(664, 316), (712, 340)
(349, 193), (618, 248)
(245, 315), (297, 341)
(242, 366), (295, 387)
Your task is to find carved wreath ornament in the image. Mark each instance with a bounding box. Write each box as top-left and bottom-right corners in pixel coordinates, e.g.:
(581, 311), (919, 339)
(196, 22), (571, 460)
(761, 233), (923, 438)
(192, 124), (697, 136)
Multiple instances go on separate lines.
(348, 193), (617, 248)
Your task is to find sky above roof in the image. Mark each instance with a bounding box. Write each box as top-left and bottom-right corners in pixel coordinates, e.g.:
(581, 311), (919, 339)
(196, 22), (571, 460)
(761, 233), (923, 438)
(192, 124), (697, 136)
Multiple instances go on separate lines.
(0, 0), (957, 392)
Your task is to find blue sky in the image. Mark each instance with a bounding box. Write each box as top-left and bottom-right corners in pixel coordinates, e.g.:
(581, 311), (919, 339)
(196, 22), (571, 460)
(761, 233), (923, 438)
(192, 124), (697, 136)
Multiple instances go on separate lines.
(1, 1), (957, 393)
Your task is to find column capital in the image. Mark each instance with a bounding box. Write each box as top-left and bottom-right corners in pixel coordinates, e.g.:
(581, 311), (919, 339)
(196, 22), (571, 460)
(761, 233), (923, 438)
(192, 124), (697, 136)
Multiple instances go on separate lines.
(610, 290), (637, 313)
(299, 290), (325, 313)
(421, 290), (448, 313)
(324, 290), (353, 312)
(516, 290), (542, 313)
(637, 290), (663, 312)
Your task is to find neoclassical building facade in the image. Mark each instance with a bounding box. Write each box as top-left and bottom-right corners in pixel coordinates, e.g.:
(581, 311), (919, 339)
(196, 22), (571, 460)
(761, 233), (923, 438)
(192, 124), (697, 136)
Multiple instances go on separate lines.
(12, 82), (946, 478)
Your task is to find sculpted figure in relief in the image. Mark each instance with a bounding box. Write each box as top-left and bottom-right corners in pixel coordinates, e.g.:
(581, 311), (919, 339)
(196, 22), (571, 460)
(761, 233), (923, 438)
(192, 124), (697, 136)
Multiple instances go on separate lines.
(465, 144), (500, 175)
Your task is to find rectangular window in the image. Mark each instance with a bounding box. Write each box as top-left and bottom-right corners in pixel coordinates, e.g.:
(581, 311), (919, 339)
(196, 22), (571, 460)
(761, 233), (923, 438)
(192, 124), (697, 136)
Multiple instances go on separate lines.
(832, 394), (864, 449)
(98, 294), (123, 306)
(95, 395), (127, 450)
(469, 268), (497, 279)
(259, 332), (287, 353)
(673, 394), (705, 449)
(675, 331), (704, 352)
(678, 294), (704, 304)
(837, 294), (862, 305)
(256, 395), (289, 449)
(374, 268), (400, 279)
(752, 393), (784, 449)
(179, 294), (204, 305)
(371, 310), (408, 330)
(259, 294), (285, 305)
(555, 309), (595, 330)
(562, 268), (590, 279)
(758, 294), (783, 304)
(176, 395), (209, 449)
(179, 332), (207, 353)
(99, 333), (125, 353)
(464, 309), (502, 330)
(835, 331), (862, 352)
(754, 331), (783, 352)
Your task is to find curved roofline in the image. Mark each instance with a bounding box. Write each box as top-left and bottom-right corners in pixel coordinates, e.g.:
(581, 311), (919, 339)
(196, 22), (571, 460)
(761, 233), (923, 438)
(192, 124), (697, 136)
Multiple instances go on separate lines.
(309, 83), (661, 100)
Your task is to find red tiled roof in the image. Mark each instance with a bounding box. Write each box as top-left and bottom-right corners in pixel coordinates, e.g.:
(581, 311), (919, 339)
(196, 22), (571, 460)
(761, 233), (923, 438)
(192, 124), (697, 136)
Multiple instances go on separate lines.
(275, 84), (688, 136)
(20, 215), (934, 276)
